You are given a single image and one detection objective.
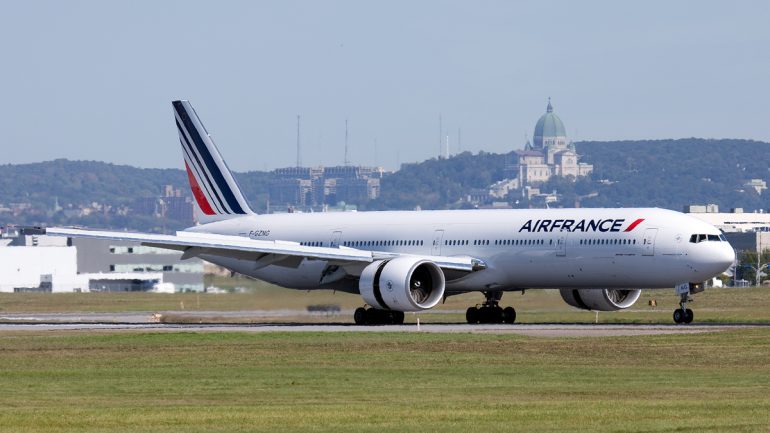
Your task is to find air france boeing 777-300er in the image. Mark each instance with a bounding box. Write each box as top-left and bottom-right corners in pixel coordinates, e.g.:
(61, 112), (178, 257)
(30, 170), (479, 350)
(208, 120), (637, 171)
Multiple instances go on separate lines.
(46, 100), (735, 325)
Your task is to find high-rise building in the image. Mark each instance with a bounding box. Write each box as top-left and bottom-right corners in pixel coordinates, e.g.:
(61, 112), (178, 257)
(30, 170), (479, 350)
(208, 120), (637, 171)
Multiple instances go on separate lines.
(268, 166), (383, 210)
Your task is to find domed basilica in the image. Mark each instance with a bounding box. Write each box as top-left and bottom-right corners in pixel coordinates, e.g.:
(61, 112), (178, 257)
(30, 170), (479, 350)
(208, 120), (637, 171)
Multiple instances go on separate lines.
(510, 99), (593, 188)
(489, 100), (593, 200)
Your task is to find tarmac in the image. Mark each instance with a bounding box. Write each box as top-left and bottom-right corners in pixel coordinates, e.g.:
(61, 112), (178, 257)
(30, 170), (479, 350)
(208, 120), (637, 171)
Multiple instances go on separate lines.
(0, 312), (764, 337)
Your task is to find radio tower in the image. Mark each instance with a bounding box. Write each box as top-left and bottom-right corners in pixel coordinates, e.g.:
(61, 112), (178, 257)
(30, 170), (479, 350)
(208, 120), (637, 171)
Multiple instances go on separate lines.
(344, 118), (350, 166)
(438, 114), (443, 158)
(296, 115), (301, 167)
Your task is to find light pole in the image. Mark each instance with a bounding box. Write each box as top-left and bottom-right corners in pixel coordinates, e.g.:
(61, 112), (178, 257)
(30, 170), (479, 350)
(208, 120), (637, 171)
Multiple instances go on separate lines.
(757, 264), (769, 287)
(756, 232), (768, 287)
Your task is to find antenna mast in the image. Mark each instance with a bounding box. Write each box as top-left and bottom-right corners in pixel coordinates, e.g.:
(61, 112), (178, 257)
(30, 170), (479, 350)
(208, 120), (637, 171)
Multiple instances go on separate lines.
(438, 114), (443, 158)
(296, 115), (301, 167)
(344, 118), (349, 166)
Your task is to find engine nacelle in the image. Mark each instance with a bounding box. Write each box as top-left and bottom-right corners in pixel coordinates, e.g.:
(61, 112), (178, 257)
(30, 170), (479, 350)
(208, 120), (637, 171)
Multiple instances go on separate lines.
(559, 288), (641, 311)
(359, 257), (446, 312)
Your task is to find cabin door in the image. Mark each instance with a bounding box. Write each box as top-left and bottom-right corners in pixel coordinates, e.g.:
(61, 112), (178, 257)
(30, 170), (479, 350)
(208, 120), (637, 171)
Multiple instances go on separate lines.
(432, 230), (445, 255)
(556, 233), (567, 257)
(642, 228), (658, 256)
(329, 231), (342, 248)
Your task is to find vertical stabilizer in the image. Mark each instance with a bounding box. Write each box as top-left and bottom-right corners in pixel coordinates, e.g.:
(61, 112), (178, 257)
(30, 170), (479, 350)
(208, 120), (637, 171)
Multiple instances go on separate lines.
(172, 100), (254, 223)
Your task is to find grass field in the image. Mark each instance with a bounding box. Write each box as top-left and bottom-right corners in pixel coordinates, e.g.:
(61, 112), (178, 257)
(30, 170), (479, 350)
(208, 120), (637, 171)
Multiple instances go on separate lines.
(0, 330), (768, 432)
(1, 279), (770, 324)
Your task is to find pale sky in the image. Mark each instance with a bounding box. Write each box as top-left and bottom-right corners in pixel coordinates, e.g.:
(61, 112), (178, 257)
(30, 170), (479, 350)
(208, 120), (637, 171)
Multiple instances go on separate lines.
(2, 1), (769, 171)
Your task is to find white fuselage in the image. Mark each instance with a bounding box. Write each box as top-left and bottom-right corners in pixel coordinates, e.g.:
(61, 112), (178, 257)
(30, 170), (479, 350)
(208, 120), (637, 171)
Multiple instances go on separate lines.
(187, 207), (735, 293)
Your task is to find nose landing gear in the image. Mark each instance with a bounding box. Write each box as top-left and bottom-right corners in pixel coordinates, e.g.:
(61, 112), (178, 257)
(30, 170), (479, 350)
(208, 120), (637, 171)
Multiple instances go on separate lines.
(673, 283), (701, 324)
(466, 291), (517, 324)
(673, 304), (694, 324)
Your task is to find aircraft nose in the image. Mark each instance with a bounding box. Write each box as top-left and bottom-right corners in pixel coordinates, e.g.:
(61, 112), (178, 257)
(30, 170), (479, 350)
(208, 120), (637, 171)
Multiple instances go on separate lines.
(716, 243), (736, 272)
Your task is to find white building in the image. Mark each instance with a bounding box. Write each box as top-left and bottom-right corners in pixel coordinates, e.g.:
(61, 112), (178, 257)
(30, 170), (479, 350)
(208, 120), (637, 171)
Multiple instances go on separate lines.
(685, 206), (770, 233)
(0, 229), (169, 293)
(0, 245), (86, 292)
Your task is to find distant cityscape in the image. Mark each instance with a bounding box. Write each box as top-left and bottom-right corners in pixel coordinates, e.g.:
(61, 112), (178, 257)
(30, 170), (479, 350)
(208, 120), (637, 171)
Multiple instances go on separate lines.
(1, 100), (769, 234)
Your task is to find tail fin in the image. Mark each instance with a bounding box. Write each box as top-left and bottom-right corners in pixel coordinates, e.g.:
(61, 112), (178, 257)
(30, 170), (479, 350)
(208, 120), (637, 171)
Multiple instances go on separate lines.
(172, 100), (254, 224)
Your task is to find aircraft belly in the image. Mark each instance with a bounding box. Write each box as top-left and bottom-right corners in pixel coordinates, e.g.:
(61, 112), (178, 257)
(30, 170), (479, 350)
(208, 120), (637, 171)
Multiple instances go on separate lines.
(491, 252), (686, 289)
(199, 254), (329, 290)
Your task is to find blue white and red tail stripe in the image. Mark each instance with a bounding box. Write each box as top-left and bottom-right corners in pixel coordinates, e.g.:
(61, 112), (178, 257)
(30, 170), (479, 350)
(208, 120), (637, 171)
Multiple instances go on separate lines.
(173, 100), (253, 223)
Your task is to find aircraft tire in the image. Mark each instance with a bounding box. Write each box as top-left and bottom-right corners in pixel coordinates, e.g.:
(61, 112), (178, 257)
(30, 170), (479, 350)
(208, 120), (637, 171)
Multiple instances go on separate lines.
(391, 311), (405, 325)
(354, 307), (368, 325)
(503, 306), (516, 324)
(492, 306), (504, 324)
(684, 308), (694, 324)
(466, 307), (479, 324)
(673, 309), (684, 324)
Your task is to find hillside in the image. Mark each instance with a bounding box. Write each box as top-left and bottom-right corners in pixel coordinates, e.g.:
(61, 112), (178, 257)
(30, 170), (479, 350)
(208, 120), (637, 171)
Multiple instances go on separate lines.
(576, 139), (770, 210)
(371, 138), (770, 212)
(1, 138), (769, 231)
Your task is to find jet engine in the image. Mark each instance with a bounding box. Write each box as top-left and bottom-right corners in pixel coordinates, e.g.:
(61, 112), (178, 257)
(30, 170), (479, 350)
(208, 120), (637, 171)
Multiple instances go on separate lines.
(359, 257), (446, 312)
(559, 288), (641, 311)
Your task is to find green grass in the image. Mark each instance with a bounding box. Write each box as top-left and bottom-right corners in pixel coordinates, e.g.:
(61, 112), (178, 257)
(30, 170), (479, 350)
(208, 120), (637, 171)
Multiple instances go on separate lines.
(0, 330), (769, 432)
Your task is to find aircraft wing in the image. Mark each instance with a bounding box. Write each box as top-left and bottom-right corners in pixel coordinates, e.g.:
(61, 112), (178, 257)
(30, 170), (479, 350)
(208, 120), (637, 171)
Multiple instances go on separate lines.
(45, 227), (486, 273)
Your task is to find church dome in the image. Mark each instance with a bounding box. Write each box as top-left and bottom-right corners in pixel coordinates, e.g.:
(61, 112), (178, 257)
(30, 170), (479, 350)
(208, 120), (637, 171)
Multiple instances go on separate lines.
(533, 99), (566, 148)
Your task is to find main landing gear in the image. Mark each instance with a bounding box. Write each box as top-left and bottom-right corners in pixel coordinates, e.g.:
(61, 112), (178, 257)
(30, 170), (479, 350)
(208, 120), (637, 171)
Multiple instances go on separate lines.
(466, 291), (517, 324)
(353, 307), (405, 325)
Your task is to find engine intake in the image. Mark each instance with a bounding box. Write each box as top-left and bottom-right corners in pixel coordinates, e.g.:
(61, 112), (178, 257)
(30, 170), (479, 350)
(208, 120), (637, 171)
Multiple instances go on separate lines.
(559, 288), (641, 311)
(359, 257), (446, 312)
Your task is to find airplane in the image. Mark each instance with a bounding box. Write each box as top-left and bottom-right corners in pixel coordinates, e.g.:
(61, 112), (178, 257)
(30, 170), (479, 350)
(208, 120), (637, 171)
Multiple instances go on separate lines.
(46, 100), (736, 325)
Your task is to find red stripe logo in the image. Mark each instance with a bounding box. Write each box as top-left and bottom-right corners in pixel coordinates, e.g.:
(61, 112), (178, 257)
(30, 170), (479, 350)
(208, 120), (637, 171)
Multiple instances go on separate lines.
(185, 162), (216, 215)
(624, 218), (645, 232)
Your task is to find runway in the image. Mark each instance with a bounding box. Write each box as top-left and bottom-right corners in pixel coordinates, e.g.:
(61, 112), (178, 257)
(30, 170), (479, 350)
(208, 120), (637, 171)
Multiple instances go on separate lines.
(0, 316), (765, 337)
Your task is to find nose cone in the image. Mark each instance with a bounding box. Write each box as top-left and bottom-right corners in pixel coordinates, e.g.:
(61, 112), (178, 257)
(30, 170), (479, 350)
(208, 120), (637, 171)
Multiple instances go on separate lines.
(711, 243), (736, 275)
(719, 243), (737, 271)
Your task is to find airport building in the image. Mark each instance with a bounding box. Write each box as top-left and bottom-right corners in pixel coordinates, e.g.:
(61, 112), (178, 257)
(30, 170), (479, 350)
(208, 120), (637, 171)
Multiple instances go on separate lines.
(0, 227), (203, 293)
(0, 232), (82, 292)
(685, 205), (770, 234)
(73, 238), (205, 292)
(685, 205), (770, 254)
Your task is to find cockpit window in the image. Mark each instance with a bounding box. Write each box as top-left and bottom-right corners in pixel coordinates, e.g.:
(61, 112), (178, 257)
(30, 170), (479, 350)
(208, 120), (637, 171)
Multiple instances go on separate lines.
(689, 233), (726, 243)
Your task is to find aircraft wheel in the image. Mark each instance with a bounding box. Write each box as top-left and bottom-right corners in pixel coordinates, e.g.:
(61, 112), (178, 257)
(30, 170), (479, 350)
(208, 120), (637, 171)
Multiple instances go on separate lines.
(503, 306), (517, 324)
(673, 309), (684, 324)
(391, 311), (405, 325)
(491, 306), (503, 323)
(354, 307), (368, 325)
(684, 309), (694, 324)
(466, 307), (479, 324)
(368, 309), (385, 325)
(478, 306), (491, 323)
